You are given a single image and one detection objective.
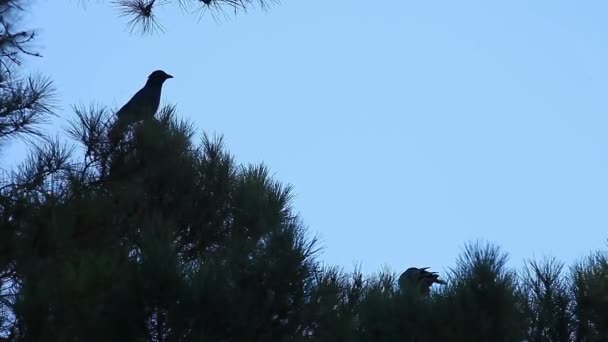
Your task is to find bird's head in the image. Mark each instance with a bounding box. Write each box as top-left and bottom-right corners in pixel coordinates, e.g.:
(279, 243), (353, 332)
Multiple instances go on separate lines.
(148, 70), (173, 84)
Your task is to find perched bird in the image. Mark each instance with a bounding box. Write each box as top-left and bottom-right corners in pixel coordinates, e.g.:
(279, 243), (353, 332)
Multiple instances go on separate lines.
(108, 70), (173, 145)
(398, 267), (447, 296)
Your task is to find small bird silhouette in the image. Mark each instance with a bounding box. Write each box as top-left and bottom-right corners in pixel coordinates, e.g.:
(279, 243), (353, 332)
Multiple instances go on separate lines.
(108, 70), (173, 145)
(398, 267), (447, 296)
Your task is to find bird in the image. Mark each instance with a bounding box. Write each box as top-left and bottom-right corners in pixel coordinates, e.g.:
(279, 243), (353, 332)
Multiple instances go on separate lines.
(108, 69), (173, 145)
(398, 267), (447, 296)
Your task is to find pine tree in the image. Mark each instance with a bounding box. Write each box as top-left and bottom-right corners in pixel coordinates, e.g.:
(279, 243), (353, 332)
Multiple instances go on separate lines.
(0, 0), (55, 147)
(1, 107), (320, 341)
(0, 1), (57, 338)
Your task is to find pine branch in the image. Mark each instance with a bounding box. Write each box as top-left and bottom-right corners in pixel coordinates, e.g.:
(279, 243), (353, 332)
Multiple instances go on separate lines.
(0, 0), (55, 147)
(88, 0), (282, 34)
(0, 73), (57, 142)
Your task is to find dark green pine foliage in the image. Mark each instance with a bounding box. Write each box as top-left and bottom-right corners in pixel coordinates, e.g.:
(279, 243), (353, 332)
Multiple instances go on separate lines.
(3, 103), (608, 340)
(2, 107), (319, 341)
(571, 250), (608, 341)
(521, 257), (573, 342)
(300, 266), (364, 342)
(435, 242), (527, 342)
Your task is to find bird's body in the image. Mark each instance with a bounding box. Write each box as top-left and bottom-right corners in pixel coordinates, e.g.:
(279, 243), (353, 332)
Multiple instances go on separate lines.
(398, 267), (446, 296)
(109, 70), (173, 145)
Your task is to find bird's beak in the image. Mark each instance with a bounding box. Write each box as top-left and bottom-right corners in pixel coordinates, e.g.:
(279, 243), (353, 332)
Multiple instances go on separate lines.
(167, 74), (174, 79)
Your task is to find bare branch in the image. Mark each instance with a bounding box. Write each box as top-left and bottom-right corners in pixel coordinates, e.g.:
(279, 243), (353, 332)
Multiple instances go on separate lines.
(0, 1), (42, 73)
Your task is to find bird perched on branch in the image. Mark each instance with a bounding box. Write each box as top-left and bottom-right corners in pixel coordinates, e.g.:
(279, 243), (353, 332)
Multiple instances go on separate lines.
(398, 267), (447, 296)
(108, 69), (173, 145)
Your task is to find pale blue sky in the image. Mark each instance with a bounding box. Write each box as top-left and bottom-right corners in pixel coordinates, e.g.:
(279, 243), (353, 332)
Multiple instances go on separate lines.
(6, 0), (608, 275)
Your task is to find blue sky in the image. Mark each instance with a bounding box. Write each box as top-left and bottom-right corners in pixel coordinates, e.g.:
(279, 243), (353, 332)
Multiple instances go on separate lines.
(6, 0), (608, 275)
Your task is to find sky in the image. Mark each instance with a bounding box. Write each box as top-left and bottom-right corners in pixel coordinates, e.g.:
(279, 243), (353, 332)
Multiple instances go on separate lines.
(4, 0), (608, 276)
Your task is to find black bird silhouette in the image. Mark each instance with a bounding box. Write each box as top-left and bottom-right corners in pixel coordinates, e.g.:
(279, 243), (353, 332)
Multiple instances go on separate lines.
(398, 267), (447, 296)
(108, 70), (173, 145)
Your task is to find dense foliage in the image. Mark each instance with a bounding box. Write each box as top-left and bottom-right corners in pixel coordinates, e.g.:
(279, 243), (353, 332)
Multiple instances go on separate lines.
(1, 104), (607, 341)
